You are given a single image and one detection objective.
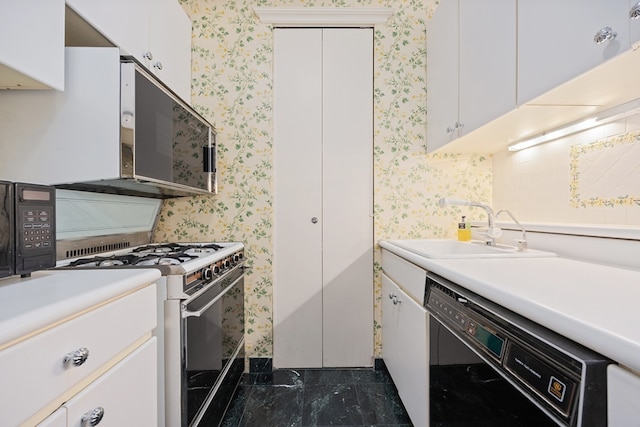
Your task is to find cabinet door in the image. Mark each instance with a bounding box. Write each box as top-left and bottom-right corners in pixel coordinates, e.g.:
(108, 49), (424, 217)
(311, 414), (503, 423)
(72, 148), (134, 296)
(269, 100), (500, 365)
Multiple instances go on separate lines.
(426, 0), (459, 152)
(631, 0), (640, 45)
(273, 28), (324, 368)
(518, 0), (630, 105)
(66, 0), (150, 64)
(0, 0), (65, 90)
(148, 0), (192, 101)
(458, 0), (515, 135)
(65, 338), (157, 427)
(608, 365), (640, 426)
(321, 28), (373, 368)
(273, 28), (373, 369)
(381, 274), (429, 427)
(36, 408), (66, 427)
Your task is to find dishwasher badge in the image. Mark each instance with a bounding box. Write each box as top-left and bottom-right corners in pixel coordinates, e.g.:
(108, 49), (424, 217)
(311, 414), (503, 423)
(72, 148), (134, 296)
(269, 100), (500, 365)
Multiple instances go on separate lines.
(548, 376), (566, 402)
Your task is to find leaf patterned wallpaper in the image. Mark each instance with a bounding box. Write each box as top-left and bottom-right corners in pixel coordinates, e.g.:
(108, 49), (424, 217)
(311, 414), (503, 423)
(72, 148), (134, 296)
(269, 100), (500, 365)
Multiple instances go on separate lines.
(153, 0), (492, 359)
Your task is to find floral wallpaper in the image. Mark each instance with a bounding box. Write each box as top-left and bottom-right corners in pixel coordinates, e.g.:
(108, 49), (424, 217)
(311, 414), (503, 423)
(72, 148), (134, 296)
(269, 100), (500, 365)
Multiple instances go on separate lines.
(153, 0), (492, 360)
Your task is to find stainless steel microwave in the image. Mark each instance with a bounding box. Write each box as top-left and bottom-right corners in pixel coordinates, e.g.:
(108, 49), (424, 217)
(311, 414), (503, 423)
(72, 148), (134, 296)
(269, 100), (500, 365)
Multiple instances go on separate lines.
(0, 182), (56, 279)
(0, 47), (216, 198)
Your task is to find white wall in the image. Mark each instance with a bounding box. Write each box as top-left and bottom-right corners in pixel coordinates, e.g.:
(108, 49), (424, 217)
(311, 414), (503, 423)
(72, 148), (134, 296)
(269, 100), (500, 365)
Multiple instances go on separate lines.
(492, 115), (640, 226)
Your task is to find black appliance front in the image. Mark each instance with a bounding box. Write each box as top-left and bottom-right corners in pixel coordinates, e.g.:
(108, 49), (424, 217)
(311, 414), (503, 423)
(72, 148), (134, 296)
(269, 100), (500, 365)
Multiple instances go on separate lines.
(132, 66), (215, 193)
(14, 183), (56, 277)
(183, 265), (245, 427)
(0, 182), (56, 279)
(425, 273), (610, 427)
(0, 181), (15, 278)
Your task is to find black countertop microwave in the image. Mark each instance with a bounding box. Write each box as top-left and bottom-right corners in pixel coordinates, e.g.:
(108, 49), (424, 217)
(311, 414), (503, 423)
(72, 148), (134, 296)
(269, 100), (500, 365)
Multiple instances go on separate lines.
(0, 182), (56, 279)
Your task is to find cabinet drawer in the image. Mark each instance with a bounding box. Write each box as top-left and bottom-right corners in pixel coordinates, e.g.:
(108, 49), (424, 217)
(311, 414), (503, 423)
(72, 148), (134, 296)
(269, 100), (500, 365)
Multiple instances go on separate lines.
(381, 249), (426, 303)
(65, 337), (157, 427)
(0, 284), (156, 427)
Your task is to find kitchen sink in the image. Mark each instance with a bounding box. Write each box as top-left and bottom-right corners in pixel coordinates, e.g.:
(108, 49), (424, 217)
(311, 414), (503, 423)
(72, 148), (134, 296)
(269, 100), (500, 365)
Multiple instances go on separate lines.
(384, 239), (556, 258)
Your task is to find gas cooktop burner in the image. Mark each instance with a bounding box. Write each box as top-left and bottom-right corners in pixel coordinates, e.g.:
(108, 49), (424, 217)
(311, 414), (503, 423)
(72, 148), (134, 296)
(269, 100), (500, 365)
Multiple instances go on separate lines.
(132, 243), (224, 254)
(67, 242), (235, 267)
(61, 241), (244, 278)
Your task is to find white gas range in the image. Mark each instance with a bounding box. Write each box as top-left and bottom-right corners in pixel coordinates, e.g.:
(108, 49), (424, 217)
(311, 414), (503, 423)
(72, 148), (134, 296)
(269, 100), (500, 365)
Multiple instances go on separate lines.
(54, 191), (246, 427)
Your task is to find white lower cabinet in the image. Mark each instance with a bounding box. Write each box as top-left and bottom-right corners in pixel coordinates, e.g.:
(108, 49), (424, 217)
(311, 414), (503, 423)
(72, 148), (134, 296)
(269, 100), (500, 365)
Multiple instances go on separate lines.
(608, 364), (640, 426)
(37, 408), (66, 427)
(381, 273), (429, 427)
(0, 284), (157, 426)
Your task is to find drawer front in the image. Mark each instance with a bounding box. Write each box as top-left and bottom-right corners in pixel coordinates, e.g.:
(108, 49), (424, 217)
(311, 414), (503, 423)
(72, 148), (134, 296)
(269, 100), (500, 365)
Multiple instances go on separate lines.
(0, 284), (156, 426)
(66, 337), (157, 427)
(381, 249), (426, 303)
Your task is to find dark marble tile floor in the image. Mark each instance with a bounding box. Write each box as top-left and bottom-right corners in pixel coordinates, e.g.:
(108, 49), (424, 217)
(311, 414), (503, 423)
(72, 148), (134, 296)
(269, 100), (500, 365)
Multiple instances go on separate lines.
(217, 362), (558, 427)
(220, 366), (412, 427)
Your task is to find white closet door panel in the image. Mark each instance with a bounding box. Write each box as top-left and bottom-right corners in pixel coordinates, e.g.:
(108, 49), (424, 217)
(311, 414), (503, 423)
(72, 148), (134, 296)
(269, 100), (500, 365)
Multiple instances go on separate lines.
(322, 28), (373, 367)
(273, 28), (323, 368)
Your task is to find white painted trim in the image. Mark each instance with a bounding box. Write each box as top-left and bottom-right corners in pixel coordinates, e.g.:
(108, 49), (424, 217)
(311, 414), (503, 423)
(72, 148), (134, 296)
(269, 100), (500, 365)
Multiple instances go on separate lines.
(253, 7), (393, 27)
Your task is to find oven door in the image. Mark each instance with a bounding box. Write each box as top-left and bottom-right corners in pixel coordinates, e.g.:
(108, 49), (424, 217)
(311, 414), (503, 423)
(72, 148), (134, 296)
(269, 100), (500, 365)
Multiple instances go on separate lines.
(181, 265), (245, 427)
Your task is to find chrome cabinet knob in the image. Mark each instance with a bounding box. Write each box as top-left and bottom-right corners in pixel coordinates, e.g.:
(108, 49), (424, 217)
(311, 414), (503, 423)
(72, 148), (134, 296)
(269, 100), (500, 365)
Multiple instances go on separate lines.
(63, 347), (90, 368)
(153, 61), (163, 71)
(631, 2), (640, 19)
(392, 295), (401, 305)
(593, 26), (617, 44)
(81, 407), (105, 426)
(446, 121), (464, 134)
(311, 217), (318, 224)
(143, 51), (153, 61)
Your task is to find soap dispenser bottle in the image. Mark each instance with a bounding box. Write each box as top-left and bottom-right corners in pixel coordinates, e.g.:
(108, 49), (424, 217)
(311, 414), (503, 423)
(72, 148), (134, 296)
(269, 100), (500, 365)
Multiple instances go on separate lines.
(457, 216), (471, 241)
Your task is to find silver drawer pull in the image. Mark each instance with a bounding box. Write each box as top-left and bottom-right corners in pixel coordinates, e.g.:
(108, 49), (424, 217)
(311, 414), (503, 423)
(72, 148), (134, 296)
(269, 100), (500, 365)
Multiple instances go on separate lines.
(81, 407), (105, 426)
(63, 347), (90, 368)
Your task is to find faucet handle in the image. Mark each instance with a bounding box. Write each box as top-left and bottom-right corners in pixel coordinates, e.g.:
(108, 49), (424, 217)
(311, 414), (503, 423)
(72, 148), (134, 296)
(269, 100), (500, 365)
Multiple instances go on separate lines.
(516, 239), (528, 252)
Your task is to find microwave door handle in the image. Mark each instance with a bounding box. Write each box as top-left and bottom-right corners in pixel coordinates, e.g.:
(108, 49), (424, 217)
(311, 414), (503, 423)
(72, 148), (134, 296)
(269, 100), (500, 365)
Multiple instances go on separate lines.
(203, 145), (215, 173)
(182, 273), (245, 318)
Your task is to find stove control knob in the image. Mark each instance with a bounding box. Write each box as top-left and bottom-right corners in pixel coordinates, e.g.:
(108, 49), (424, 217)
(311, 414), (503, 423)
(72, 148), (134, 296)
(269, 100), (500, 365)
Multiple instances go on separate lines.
(203, 268), (213, 281)
(233, 253), (240, 262)
(213, 264), (221, 274)
(223, 258), (230, 268)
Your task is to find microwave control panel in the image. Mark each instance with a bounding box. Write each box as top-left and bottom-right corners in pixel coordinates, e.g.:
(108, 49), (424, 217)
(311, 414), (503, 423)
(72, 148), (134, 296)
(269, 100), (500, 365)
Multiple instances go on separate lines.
(14, 183), (56, 276)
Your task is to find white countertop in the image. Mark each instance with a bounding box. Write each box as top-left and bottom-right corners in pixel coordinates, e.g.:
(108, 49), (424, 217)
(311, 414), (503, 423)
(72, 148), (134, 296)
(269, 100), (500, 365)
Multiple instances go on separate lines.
(379, 240), (640, 373)
(0, 269), (161, 349)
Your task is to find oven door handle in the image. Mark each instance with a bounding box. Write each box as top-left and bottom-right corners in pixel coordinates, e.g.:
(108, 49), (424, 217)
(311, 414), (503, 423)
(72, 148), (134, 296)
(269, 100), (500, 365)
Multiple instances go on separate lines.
(181, 270), (246, 318)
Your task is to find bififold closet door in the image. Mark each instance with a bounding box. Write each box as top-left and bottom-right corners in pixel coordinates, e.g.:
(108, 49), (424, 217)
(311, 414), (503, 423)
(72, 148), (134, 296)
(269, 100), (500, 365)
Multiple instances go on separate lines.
(273, 28), (373, 368)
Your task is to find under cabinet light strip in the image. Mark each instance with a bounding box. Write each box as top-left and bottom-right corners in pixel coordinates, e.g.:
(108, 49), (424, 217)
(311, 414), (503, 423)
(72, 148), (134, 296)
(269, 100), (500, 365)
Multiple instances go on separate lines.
(507, 99), (640, 152)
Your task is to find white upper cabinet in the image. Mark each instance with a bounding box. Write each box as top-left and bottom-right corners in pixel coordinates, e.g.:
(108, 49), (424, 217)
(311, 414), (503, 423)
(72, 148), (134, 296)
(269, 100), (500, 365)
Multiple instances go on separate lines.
(426, 0), (458, 152)
(65, 0), (192, 101)
(0, 0), (65, 90)
(426, 0), (516, 152)
(630, 0), (640, 44)
(518, 0), (630, 105)
(148, 0), (192, 101)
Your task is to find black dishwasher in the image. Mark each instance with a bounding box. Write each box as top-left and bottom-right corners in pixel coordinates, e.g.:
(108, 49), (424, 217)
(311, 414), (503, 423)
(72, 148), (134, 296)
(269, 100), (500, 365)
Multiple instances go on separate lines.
(425, 272), (611, 427)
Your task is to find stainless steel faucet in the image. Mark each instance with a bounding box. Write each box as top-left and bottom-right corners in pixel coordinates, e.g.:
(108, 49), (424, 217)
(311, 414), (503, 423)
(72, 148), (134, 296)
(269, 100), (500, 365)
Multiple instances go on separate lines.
(496, 209), (528, 252)
(438, 198), (501, 246)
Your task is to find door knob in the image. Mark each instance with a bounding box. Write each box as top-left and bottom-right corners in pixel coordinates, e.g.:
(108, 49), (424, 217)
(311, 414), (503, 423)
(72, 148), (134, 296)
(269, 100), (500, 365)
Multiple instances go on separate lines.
(311, 217), (318, 224)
